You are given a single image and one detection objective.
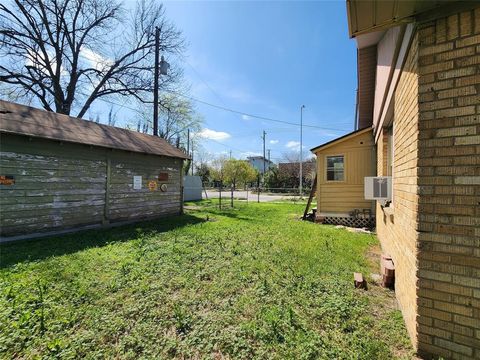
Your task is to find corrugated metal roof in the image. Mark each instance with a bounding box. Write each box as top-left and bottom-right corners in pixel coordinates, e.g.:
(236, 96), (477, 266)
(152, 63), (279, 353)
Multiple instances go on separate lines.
(346, 0), (459, 38)
(0, 100), (189, 159)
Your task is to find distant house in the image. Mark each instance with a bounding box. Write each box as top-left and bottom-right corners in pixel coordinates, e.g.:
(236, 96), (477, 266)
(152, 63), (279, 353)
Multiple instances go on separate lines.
(310, 127), (375, 227)
(277, 160), (316, 184)
(337, 1), (480, 359)
(246, 156), (274, 174)
(0, 100), (189, 241)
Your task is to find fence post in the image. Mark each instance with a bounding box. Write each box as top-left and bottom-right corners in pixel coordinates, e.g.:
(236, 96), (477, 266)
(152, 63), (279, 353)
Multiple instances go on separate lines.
(219, 182), (222, 210)
(202, 181), (208, 200)
(257, 176), (260, 203)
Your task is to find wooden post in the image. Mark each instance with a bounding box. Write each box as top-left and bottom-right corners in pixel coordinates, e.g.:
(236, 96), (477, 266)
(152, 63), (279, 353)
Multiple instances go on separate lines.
(303, 174), (317, 220)
(219, 182), (222, 210)
(230, 184), (234, 207)
(257, 176), (260, 203)
(202, 182), (208, 200)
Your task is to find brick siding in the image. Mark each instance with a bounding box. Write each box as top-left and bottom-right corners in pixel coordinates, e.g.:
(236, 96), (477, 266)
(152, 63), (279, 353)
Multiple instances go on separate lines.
(377, 6), (480, 359)
(416, 7), (480, 359)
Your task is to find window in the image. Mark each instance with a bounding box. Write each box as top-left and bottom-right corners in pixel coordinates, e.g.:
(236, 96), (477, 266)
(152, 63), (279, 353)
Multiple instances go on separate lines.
(326, 155), (344, 181)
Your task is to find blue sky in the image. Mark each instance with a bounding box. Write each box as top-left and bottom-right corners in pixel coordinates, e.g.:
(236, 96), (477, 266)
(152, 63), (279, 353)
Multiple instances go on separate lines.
(92, 1), (358, 163)
(160, 1), (357, 162)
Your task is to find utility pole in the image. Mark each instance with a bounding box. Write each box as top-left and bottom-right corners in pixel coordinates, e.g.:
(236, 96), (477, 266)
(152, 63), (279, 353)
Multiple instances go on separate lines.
(186, 128), (191, 174)
(229, 150), (232, 159)
(153, 26), (160, 136)
(300, 105), (305, 196)
(190, 138), (194, 176)
(262, 130), (266, 179)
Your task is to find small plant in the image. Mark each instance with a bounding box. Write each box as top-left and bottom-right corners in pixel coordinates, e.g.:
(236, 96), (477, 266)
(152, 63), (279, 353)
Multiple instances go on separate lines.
(172, 304), (192, 335)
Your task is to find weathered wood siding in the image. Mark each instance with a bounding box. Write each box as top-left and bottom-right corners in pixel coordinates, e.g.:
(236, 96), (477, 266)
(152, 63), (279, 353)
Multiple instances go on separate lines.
(0, 134), (182, 237)
(314, 130), (376, 215)
(108, 153), (182, 221)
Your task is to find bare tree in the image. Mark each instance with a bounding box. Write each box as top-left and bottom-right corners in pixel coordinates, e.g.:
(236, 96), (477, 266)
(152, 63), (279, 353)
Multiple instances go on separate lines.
(194, 145), (211, 170)
(135, 93), (202, 143)
(0, 0), (185, 117)
(279, 151), (316, 188)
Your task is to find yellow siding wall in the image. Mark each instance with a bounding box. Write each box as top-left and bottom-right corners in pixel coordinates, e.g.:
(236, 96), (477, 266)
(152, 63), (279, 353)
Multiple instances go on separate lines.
(314, 129), (375, 215)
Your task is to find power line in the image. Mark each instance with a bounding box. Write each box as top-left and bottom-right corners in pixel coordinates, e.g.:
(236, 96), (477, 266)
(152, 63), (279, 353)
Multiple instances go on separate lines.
(92, 97), (344, 147)
(78, 50), (347, 132)
(175, 51), (228, 107)
(76, 75), (346, 132)
(93, 97), (338, 157)
(203, 137), (250, 154)
(166, 89), (345, 131)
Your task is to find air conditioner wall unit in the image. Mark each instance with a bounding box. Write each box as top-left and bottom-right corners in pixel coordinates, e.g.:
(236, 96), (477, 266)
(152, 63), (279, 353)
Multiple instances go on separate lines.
(364, 177), (392, 206)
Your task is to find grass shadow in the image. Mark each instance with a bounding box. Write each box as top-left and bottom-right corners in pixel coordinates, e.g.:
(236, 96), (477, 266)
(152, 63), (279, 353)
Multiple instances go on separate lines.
(0, 213), (204, 269)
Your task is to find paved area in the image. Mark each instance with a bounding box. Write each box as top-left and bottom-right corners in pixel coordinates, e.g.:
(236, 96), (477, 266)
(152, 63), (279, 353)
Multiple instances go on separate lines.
(204, 190), (300, 202)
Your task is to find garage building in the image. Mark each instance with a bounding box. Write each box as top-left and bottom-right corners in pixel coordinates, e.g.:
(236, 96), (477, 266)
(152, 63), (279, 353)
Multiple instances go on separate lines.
(0, 100), (189, 241)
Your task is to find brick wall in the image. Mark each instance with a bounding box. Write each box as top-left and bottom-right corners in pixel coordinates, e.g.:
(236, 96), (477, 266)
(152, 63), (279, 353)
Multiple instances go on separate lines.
(376, 6), (480, 359)
(376, 31), (421, 347)
(416, 7), (480, 360)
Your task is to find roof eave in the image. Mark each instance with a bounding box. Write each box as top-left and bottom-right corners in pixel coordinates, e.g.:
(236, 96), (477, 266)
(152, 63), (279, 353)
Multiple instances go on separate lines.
(310, 126), (372, 153)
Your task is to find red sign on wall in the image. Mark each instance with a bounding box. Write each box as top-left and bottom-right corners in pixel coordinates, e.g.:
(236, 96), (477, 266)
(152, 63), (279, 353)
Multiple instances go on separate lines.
(158, 172), (169, 181)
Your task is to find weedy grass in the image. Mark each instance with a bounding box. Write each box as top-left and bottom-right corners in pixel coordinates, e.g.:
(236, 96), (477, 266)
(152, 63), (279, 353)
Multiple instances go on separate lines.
(0, 201), (414, 359)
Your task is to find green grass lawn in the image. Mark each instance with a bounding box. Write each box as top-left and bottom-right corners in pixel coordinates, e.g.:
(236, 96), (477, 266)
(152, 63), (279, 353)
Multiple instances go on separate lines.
(0, 201), (414, 359)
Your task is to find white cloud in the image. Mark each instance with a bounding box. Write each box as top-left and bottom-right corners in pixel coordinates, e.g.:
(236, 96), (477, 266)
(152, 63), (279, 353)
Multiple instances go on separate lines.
(240, 151), (262, 158)
(285, 141), (306, 152)
(269, 139), (279, 145)
(197, 128), (231, 141)
(26, 48), (68, 76)
(286, 141), (300, 149)
(81, 48), (113, 71)
(241, 114), (251, 120)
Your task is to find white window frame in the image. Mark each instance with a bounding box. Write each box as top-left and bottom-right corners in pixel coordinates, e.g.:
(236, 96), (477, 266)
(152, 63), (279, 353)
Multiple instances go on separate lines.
(325, 154), (345, 182)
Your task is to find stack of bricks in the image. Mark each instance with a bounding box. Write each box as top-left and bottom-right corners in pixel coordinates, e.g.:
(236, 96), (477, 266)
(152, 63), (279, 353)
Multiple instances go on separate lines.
(416, 6), (480, 360)
(380, 254), (395, 288)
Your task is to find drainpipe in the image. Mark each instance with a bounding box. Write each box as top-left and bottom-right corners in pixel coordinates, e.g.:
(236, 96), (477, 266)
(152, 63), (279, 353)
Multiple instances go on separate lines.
(354, 88), (359, 131)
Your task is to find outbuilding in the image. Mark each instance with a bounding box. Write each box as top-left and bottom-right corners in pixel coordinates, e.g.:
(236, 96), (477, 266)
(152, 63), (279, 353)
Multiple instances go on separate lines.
(0, 100), (189, 241)
(310, 126), (376, 227)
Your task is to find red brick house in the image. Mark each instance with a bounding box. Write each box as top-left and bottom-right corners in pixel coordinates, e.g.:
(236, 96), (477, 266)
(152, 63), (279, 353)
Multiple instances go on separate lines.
(346, 1), (480, 359)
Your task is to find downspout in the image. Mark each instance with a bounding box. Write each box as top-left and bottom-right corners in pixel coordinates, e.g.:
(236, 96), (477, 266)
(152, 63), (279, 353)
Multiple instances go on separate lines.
(354, 88), (359, 131)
